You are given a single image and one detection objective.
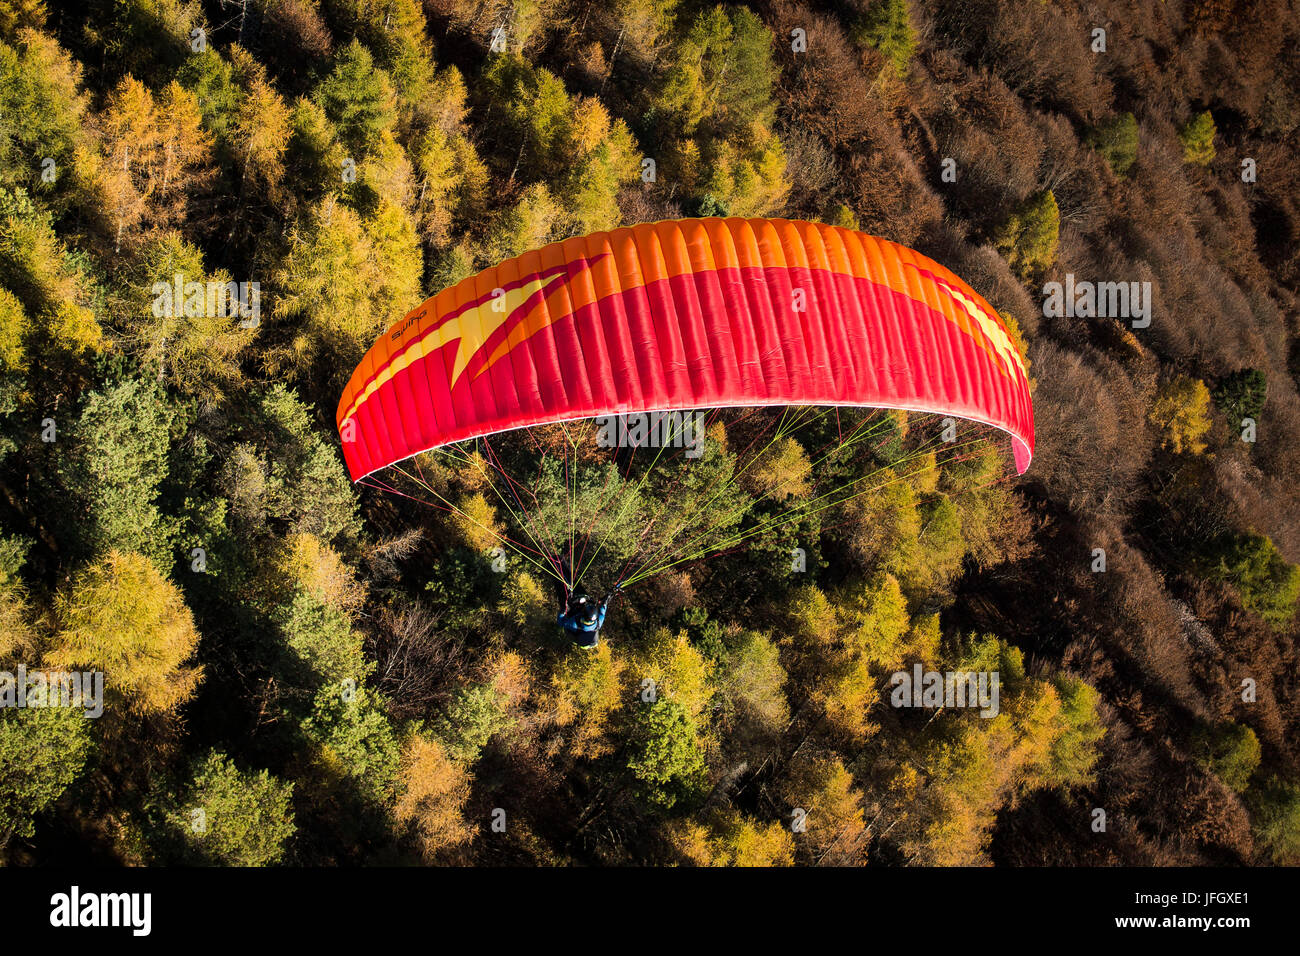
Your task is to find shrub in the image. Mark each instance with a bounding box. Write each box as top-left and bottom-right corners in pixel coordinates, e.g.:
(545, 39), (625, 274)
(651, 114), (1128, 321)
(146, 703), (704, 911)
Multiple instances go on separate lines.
(0, 533), (27, 587)
(1193, 722), (1261, 793)
(0, 706), (92, 844)
(54, 375), (177, 566)
(1208, 532), (1300, 626)
(546, 643), (625, 758)
(671, 807), (794, 866)
(1212, 369), (1267, 429)
(779, 752), (866, 862)
(436, 682), (515, 762)
(1249, 777), (1300, 863)
(993, 190), (1059, 281)
(852, 0), (917, 78)
(1179, 111), (1217, 166)
(49, 551), (202, 715)
(301, 685), (402, 804)
(394, 735), (473, 858)
(1086, 112), (1139, 175)
(1148, 376), (1212, 455)
(743, 436), (812, 500)
(626, 698), (707, 810)
(714, 630), (789, 737)
(1042, 675), (1106, 788)
(449, 493), (505, 553)
(152, 751), (295, 866)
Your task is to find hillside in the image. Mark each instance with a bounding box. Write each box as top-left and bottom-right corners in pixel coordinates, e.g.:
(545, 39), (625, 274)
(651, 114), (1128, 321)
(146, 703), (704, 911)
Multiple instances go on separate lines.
(1, 0), (1298, 867)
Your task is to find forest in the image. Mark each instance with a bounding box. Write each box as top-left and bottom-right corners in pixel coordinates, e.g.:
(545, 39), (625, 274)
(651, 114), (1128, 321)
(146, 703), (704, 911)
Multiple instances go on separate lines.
(1, 0), (1299, 867)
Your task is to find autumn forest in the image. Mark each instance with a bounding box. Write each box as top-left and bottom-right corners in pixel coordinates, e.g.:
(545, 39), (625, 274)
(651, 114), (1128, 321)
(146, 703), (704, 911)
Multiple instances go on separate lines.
(1, 0), (1299, 869)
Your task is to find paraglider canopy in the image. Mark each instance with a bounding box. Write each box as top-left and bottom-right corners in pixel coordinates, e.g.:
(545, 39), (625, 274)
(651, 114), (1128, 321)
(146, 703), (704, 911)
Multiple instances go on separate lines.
(337, 217), (1033, 482)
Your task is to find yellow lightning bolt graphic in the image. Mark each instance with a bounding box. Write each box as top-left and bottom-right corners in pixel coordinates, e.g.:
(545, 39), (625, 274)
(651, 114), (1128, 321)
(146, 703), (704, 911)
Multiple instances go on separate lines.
(944, 285), (1029, 381)
(340, 269), (567, 425)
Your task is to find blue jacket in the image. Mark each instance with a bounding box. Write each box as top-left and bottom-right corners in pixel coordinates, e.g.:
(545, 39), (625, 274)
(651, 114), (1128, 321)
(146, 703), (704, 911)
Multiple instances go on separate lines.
(559, 603), (606, 635)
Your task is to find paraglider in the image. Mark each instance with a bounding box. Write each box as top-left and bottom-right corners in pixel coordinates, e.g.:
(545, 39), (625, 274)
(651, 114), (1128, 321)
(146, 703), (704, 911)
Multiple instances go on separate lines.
(557, 587), (619, 649)
(549, 555), (619, 647)
(338, 217), (1034, 608)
